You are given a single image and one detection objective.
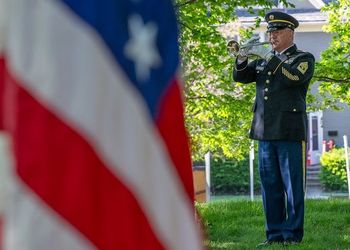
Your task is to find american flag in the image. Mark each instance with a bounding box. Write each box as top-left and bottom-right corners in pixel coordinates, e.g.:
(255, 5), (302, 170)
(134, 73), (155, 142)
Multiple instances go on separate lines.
(0, 0), (203, 249)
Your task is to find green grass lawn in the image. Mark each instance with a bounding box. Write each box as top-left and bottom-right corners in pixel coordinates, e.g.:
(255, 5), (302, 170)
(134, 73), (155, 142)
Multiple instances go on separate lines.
(196, 199), (350, 250)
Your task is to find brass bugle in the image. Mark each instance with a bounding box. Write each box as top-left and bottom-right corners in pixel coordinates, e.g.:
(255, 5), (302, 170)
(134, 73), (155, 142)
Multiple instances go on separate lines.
(227, 39), (270, 58)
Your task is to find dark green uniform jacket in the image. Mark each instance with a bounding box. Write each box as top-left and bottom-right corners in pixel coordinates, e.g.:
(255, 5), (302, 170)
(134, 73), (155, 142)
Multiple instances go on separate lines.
(233, 44), (315, 141)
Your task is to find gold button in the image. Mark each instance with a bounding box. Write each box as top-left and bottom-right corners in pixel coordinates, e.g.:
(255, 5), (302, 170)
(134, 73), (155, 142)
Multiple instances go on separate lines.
(265, 88), (268, 92)
(293, 108), (296, 112)
(264, 96), (268, 100)
(268, 71), (271, 75)
(257, 71), (260, 73)
(266, 80), (270, 84)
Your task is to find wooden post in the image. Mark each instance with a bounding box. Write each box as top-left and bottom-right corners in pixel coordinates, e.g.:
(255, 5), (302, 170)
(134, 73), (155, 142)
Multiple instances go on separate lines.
(249, 141), (255, 201)
(343, 135), (350, 199)
(205, 152), (211, 202)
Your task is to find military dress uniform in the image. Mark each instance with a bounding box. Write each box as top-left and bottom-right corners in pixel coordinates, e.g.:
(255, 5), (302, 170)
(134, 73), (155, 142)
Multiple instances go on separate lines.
(233, 12), (315, 244)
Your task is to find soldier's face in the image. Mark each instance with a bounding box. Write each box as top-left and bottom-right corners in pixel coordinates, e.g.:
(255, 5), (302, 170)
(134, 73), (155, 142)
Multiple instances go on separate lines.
(268, 28), (294, 52)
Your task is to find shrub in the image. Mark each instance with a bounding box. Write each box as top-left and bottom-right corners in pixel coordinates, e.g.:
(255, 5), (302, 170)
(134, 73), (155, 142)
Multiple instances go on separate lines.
(210, 157), (261, 195)
(319, 148), (349, 191)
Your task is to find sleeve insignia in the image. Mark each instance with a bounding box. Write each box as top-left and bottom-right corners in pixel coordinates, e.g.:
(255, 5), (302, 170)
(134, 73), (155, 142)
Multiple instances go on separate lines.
(282, 67), (299, 81)
(297, 62), (308, 74)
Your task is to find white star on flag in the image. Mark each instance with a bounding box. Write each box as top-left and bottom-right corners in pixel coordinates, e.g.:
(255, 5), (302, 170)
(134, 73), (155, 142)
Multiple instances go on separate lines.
(124, 14), (161, 82)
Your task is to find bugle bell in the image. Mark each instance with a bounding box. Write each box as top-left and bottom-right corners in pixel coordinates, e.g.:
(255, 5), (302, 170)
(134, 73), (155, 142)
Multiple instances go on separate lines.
(227, 40), (240, 57)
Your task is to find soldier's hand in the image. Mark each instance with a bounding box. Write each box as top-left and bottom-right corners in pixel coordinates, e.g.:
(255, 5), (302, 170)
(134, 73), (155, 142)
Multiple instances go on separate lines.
(247, 44), (272, 60)
(242, 36), (260, 47)
(237, 47), (248, 61)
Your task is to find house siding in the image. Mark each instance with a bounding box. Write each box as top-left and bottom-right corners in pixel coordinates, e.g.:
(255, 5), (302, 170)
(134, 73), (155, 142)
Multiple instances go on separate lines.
(294, 32), (331, 60)
(323, 106), (350, 147)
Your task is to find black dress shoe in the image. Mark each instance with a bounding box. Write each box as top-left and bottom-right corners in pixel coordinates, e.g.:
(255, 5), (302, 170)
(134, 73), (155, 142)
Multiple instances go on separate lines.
(256, 240), (283, 248)
(283, 239), (301, 246)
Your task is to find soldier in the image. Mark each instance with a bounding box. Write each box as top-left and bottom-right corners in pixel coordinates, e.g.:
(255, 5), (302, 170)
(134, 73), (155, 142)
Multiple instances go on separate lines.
(233, 11), (315, 247)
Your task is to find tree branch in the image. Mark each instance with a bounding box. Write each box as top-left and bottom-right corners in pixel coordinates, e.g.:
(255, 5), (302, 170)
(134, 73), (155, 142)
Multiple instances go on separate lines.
(313, 75), (350, 84)
(178, 21), (194, 31)
(175, 0), (197, 8)
(186, 96), (210, 100)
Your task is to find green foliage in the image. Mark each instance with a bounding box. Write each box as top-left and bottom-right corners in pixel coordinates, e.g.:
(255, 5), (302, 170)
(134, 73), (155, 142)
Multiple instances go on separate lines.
(196, 199), (350, 249)
(174, 0), (294, 160)
(314, 0), (350, 109)
(319, 148), (349, 191)
(210, 157), (261, 195)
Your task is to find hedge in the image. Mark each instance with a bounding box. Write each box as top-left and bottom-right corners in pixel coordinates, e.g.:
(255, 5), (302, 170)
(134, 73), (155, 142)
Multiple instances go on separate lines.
(210, 157), (261, 195)
(319, 147), (349, 191)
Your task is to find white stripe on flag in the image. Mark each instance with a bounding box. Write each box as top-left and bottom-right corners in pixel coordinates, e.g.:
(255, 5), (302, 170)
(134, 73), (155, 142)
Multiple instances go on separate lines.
(0, 134), (10, 215)
(5, 0), (202, 249)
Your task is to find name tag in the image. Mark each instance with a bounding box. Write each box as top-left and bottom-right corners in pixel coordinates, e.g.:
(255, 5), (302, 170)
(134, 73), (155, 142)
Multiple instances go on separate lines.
(284, 59), (293, 64)
(256, 66), (264, 71)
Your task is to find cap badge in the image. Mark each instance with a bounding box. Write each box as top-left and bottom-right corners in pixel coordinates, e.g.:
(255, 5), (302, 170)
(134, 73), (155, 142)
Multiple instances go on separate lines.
(269, 15), (274, 20)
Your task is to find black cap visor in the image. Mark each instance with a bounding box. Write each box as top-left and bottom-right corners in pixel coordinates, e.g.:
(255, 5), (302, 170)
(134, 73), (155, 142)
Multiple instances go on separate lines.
(267, 23), (294, 32)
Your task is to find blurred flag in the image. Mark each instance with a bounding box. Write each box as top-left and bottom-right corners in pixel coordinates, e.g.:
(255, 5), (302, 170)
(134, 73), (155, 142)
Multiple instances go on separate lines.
(0, 0), (203, 249)
(0, 218), (2, 250)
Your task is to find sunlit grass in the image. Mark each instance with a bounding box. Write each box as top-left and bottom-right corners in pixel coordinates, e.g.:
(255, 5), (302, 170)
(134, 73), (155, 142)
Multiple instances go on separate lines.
(197, 199), (350, 250)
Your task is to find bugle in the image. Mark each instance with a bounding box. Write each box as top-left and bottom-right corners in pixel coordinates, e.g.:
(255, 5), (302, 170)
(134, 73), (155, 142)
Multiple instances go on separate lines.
(227, 39), (270, 58)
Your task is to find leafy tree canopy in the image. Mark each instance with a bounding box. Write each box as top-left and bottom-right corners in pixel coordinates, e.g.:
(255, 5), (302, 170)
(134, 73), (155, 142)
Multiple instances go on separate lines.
(314, 0), (350, 110)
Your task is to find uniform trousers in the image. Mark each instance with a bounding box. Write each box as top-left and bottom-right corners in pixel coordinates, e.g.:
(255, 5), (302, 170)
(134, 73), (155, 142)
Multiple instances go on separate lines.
(258, 140), (306, 242)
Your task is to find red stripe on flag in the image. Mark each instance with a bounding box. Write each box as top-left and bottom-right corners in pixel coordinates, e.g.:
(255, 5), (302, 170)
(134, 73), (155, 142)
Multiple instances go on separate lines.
(0, 57), (5, 250)
(0, 216), (3, 250)
(5, 70), (165, 249)
(156, 79), (194, 202)
(0, 57), (5, 130)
